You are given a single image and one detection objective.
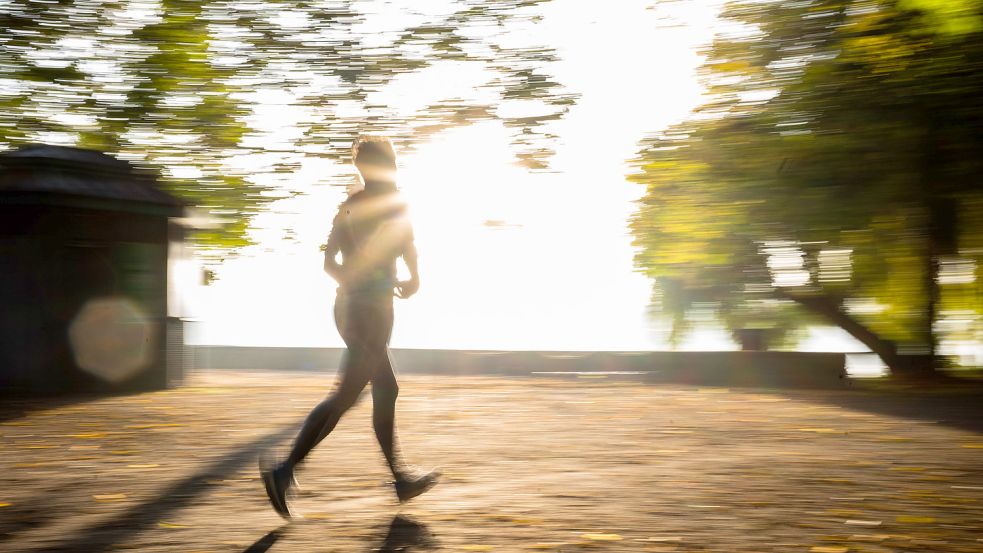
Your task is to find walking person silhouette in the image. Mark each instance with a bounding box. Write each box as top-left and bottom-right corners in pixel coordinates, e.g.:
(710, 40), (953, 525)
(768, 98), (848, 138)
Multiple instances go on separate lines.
(261, 136), (439, 518)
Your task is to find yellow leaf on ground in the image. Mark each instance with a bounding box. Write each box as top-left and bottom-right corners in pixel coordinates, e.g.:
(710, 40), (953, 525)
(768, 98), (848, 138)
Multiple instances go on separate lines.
(127, 464), (160, 469)
(810, 547), (848, 553)
(960, 443), (983, 448)
(93, 494), (127, 501)
(0, 502), (10, 508)
(582, 533), (623, 541)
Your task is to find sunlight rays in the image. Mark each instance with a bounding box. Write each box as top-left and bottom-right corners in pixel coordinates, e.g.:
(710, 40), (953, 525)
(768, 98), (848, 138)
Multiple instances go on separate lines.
(183, 0), (875, 355)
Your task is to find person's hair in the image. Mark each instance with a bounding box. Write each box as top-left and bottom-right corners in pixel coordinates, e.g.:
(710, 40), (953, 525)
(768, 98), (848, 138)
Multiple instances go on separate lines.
(352, 135), (397, 174)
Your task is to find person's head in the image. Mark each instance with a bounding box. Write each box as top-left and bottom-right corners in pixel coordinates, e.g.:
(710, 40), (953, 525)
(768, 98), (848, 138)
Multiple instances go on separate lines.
(352, 135), (397, 190)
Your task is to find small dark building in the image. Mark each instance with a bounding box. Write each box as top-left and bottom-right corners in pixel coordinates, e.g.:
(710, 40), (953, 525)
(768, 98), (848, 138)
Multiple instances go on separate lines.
(0, 145), (186, 393)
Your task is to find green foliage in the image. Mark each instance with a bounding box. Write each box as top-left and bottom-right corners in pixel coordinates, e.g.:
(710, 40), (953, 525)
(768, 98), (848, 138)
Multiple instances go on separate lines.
(0, 0), (577, 249)
(631, 0), (983, 362)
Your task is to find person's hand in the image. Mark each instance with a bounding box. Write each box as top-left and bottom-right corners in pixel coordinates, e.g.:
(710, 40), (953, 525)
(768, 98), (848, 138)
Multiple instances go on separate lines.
(395, 277), (419, 299)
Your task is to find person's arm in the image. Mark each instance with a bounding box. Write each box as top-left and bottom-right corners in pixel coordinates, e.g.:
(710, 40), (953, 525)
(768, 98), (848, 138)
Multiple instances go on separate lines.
(395, 221), (419, 299)
(323, 217), (347, 288)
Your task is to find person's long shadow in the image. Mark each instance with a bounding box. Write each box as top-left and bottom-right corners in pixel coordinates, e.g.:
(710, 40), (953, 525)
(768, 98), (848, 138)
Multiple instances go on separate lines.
(25, 426), (297, 553)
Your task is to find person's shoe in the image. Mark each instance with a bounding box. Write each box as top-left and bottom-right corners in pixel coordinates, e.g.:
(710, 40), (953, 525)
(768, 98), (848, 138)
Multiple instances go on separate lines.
(260, 456), (294, 519)
(393, 468), (441, 503)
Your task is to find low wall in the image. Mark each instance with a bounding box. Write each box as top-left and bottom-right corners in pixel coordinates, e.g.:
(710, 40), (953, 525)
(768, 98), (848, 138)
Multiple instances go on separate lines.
(189, 346), (847, 388)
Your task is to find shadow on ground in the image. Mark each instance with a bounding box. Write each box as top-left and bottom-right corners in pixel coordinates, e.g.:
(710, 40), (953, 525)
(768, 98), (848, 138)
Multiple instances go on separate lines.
(782, 386), (983, 434)
(243, 515), (437, 553)
(27, 427), (296, 553)
(0, 393), (104, 423)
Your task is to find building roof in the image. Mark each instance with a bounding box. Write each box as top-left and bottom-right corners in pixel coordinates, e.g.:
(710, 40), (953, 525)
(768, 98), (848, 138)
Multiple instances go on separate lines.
(0, 145), (183, 212)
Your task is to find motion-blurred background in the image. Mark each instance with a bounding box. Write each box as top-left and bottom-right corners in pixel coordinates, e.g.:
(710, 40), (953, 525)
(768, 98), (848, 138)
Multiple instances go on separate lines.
(2, 0), (982, 382)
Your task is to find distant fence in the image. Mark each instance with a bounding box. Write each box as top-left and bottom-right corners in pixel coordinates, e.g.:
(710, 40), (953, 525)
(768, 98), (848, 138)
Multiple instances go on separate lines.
(189, 346), (847, 388)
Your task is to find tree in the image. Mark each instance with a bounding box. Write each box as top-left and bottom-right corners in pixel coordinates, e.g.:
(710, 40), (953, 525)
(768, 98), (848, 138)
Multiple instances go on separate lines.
(630, 0), (983, 373)
(0, 0), (576, 249)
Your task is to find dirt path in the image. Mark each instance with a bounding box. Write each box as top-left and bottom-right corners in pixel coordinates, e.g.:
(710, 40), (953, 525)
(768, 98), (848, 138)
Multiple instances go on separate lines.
(1, 372), (981, 552)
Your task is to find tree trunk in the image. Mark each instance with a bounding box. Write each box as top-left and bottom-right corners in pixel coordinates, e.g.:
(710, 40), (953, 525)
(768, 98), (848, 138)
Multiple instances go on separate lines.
(776, 290), (903, 372)
(923, 119), (941, 369)
(918, 113), (956, 373)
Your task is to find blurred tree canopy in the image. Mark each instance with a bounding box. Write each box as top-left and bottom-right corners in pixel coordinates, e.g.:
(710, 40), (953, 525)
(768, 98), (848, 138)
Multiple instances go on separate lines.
(631, 0), (983, 373)
(0, 0), (576, 249)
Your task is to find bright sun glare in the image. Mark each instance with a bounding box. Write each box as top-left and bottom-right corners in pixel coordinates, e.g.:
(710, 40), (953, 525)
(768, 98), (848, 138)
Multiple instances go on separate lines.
(183, 0), (873, 360)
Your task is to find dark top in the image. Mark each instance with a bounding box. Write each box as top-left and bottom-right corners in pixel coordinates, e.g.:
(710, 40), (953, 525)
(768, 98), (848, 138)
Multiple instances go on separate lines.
(327, 189), (414, 296)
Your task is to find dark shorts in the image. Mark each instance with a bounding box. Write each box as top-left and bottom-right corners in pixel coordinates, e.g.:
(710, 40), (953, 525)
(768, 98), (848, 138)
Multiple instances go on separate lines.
(335, 290), (394, 356)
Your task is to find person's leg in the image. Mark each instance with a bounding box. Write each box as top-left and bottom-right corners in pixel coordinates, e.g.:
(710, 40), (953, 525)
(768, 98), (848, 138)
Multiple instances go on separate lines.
(351, 297), (402, 477)
(372, 351), (401, 478)
(283, 352), (372, 469)
(386, 360), (440, 501)
(262, 292), (374, 517)
(363, 298), (440, 501)
(283, 293), (374, 470)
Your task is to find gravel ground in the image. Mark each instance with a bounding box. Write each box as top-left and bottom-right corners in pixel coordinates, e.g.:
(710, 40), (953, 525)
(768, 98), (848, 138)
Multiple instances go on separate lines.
(1, 371), (982, 552)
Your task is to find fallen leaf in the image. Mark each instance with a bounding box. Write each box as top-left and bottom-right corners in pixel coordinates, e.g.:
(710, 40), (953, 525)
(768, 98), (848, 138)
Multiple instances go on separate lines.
(93, 494), (127, 501)
(582, 533), (623, 541)
(849, 534), (890, 542)
(810, 547), (848, 553)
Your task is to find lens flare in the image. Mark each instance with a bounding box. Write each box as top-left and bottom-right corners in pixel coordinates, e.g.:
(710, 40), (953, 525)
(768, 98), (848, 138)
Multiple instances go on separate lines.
(68, 297), (158, 383)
